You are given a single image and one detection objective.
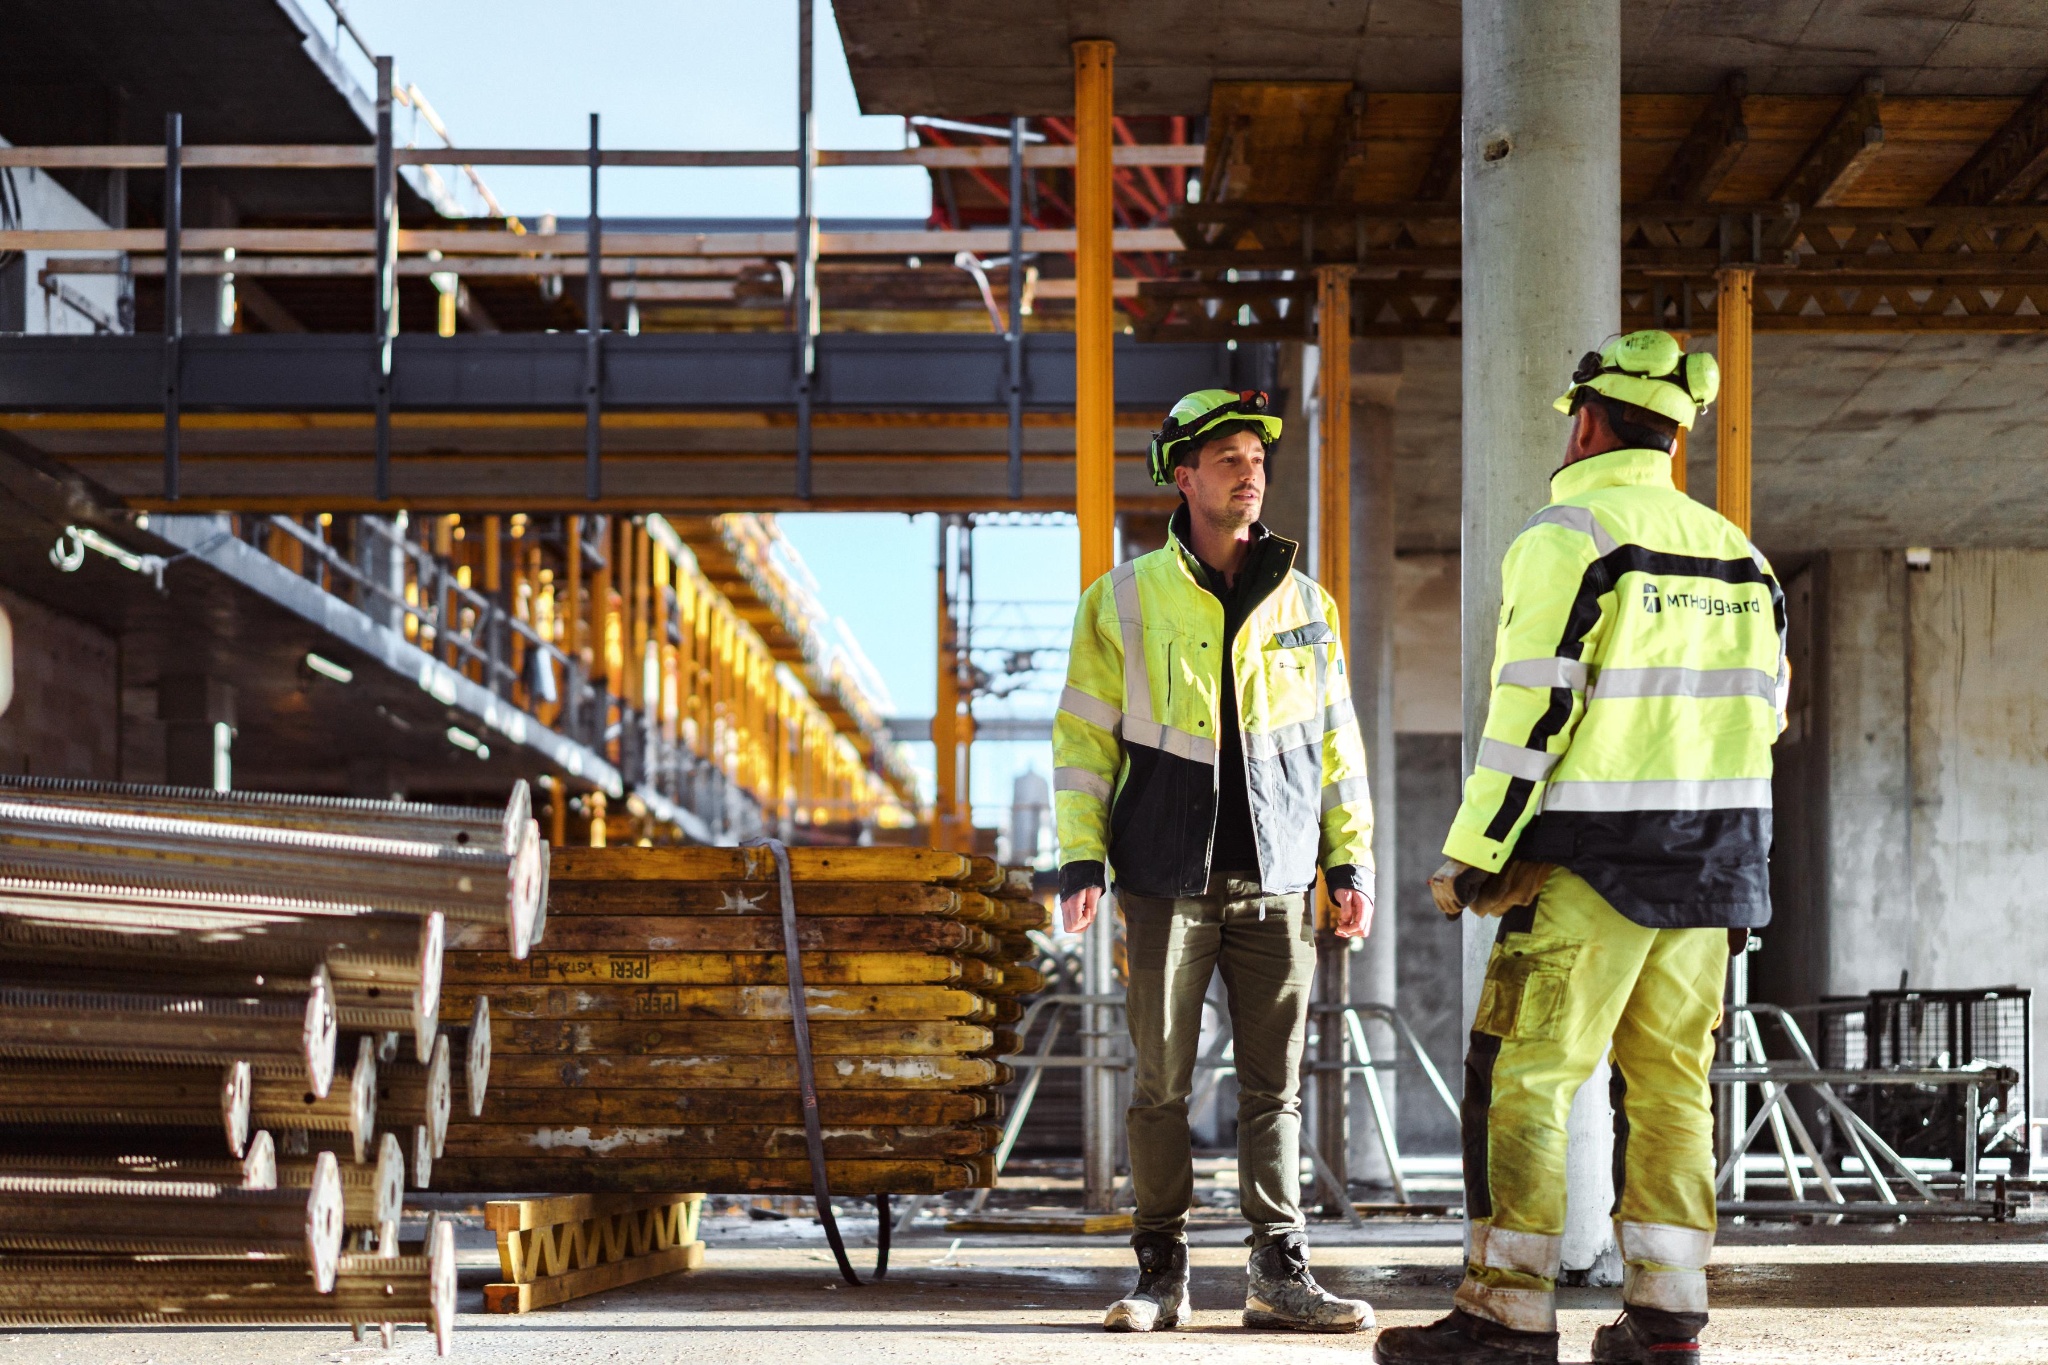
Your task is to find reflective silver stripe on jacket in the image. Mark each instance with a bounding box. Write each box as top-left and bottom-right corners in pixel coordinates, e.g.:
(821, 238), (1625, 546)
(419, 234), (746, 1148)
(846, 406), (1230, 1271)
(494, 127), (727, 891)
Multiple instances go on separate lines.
(1589, 666), (1777, 701)
(1244, 718), (1316, 761)
(1122, 714), (1218, 764)
(1057, 684), (1121, 732)
(1320, 775), (1371, 814)
(1497, 657), (1590, 691)
(1543, 777), (1773, 811)
(1245, 697), (1358, 761)
(1110, 562), (1149, 715)
(1053, 766), (1111, 801)
(1477, 737), (1561, 782)
(1524, 504), (1618, 557)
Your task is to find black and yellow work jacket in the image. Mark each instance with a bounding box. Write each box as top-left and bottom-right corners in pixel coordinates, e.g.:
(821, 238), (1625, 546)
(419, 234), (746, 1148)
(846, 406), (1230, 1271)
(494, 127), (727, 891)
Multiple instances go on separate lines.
(1053, 511), (1374, 900)
(1445, 447), (1788, 928)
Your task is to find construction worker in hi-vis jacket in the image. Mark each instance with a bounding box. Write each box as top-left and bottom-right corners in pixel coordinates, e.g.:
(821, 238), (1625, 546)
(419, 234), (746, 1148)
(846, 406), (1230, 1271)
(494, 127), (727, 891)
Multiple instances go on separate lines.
(1376, 332), (1787, 1365)
(1053, 388), (1376, 1334)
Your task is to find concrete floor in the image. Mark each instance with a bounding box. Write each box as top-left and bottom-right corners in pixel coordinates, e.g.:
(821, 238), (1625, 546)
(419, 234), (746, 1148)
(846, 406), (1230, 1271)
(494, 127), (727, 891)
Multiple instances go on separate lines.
(3, 1212), (2046, 1364)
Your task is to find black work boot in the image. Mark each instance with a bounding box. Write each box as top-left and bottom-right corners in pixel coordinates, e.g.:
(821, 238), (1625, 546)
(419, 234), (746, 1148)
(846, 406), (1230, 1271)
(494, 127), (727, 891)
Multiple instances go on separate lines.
(1591, 1306), (1706, 1362)
(1373, 1309), (1560, 1364)
(1102, 1231), (1191, 1332)
(1242, 1232), (1372, 1332)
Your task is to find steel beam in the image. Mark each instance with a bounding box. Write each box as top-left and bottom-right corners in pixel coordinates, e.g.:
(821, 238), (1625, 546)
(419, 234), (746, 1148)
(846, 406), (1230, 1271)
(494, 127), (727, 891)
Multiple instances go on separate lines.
(0, 333), (1251, 414)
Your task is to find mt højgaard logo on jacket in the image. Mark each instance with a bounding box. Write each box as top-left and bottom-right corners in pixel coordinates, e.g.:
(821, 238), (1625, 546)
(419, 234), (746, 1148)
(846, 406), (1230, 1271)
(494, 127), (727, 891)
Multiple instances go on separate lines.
(1640, 580), (1764, 617)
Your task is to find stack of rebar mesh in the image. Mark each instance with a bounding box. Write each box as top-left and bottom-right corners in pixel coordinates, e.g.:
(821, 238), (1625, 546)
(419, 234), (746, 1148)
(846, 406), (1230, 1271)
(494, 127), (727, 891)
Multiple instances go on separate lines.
(0, 774), (546, 1354)
(436, 846), (1050, 1196)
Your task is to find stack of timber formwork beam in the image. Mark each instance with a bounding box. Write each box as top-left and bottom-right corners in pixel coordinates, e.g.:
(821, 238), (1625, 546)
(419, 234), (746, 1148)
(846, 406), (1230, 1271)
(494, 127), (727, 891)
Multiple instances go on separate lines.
(0, 775), (540, 1354)
(437, 846), (1051, 1197)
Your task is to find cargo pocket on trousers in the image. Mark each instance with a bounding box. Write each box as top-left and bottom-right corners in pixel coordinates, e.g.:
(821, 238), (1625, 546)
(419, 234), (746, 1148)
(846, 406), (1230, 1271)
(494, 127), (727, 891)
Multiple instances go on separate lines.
(1473, 937), (1582, 1041)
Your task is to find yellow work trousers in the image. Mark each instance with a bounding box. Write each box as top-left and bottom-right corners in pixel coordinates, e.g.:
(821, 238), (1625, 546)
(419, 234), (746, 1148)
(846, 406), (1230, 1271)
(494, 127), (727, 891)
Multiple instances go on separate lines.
(1455, 868), (1727, 1335)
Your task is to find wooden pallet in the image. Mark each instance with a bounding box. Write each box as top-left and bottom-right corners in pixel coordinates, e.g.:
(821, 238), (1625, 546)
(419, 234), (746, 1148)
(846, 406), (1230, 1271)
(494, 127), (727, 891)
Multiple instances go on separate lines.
(483, 1191), (704, 1313)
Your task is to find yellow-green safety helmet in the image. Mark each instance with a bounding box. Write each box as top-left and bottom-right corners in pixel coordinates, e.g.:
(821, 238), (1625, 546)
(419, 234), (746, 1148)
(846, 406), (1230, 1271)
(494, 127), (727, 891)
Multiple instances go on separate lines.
(1553, 330), (1720, 430)
(1147, 388), (1283, 486)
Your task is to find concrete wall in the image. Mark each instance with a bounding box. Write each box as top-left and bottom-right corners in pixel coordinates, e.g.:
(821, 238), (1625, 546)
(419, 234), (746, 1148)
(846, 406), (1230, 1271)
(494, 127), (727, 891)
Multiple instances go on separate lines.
(1391, 551), (1465, 1151)
(0, 586), (119, 778)
(1819, 549), (2048, 999)
(1396, 732), (1466, 1152)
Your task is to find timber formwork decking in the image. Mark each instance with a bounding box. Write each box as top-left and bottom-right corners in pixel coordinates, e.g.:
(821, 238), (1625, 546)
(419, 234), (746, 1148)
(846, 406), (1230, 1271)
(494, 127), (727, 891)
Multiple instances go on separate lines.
(437, 844), (1050, 1197)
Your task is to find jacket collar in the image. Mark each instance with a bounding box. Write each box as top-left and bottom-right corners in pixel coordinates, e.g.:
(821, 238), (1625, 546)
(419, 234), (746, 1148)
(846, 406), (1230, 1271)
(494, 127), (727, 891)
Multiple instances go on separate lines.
(1166, 502), (1299, 584)
(1550, 447), (1675, 501)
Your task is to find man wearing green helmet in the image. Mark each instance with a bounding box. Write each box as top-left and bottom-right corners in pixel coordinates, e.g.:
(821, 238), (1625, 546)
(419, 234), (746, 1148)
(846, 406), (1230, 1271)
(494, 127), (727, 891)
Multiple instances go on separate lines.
(1052, 387), (1376, 1334)
(1374, 333), (1786, 1365)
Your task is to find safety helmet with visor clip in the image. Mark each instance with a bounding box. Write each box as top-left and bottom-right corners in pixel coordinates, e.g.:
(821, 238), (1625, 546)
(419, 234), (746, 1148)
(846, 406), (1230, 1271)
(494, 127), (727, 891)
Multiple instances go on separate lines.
(1147, 388), (1283, 486)
(1553, 330), (1721, 431)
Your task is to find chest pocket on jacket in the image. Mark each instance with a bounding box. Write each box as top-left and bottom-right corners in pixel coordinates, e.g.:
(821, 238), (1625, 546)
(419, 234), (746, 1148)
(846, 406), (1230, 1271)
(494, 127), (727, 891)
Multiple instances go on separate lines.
(1269, 622), (1332, 651)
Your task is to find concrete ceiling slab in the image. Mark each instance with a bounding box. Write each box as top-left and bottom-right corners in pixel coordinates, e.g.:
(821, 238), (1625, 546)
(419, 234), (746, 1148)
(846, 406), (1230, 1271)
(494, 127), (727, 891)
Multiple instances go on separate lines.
(837, 0), (2048, 115)
(1384, 332), (2048, 555)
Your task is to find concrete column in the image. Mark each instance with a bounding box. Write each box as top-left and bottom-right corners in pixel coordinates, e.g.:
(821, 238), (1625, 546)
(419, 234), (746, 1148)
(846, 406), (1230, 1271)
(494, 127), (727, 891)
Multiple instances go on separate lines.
(158, 674), (234, 791)
(1462, 0), (1622, 1280)
(1349, 341), (1402, 1179)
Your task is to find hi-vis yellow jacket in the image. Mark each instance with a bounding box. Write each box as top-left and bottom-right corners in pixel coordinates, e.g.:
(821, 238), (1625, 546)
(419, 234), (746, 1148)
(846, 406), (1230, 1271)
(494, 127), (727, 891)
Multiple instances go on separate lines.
(1444, 447), (1788, 928)
(1053, 514), (1374, 899)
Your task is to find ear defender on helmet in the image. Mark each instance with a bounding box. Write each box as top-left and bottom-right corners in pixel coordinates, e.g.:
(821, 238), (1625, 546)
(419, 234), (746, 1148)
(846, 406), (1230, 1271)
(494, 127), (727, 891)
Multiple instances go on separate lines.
(1683, 351), (1720, 409)
(1552, 330), (1717, 430)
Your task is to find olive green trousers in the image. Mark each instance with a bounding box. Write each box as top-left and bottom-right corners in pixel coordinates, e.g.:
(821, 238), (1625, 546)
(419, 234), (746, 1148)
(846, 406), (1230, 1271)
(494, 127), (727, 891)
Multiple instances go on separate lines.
(1120, 874), (1316, 1247)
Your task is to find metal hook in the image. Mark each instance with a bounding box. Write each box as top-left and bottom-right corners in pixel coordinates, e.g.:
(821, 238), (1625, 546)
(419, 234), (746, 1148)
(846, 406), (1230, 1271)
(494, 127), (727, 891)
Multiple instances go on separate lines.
(48, 526), (85, 572)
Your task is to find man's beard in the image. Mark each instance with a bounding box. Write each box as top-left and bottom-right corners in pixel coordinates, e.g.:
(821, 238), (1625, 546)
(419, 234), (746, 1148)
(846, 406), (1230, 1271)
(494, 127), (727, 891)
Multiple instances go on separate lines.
(1201, 487), (1260, 533)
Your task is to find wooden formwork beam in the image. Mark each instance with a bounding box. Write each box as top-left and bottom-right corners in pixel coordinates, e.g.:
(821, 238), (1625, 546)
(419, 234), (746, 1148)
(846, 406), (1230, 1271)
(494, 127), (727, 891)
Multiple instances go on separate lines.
(483, 1191), (705, 1313)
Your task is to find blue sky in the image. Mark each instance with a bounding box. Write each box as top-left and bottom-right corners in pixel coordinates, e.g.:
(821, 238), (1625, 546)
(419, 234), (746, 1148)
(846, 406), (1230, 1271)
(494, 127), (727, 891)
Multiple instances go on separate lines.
(332, 0), (929, 220)
(337, 2), (1073, 829)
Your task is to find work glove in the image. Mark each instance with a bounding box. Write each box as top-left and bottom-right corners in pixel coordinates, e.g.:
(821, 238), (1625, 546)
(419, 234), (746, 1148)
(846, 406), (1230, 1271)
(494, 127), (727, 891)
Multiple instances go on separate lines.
(1430, 858), (1555, 919)
(1428, 859), (1487, 918)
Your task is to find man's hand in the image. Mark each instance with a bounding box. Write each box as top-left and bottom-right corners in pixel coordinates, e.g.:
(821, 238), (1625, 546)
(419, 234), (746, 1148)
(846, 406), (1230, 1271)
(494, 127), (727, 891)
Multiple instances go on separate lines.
(1429, 858), (1480, 918)
(1061, 885), (1102, 934)
(1332, 887), (1373, 939)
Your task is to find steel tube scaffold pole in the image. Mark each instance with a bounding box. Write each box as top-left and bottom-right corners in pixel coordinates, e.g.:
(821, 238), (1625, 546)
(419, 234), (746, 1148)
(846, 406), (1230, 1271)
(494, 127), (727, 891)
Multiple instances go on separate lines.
(161, 112), (182, 502)
(585, 113), (604, 502)
(1313, 263), (1354, 1205)
(1072, 39), (1115, 585)
(372, 57), (396, 502)
(793, 0), (818, 501)
(931, 517), (958, 852)
(1006, 116), (1026, 501)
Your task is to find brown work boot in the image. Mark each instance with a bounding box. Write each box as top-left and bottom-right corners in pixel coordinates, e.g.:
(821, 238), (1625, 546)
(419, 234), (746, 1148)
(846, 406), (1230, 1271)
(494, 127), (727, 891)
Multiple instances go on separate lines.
(1372, 1309), (1560, 1364)
(1591, 1306), (1706, 1362)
